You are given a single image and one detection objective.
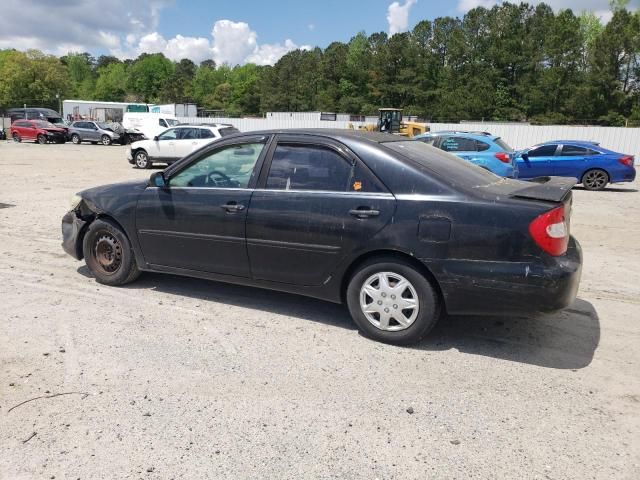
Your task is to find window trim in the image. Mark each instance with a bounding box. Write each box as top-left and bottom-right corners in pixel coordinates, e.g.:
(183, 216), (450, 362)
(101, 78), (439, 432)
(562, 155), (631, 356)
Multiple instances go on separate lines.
(256, 134), (389, 194)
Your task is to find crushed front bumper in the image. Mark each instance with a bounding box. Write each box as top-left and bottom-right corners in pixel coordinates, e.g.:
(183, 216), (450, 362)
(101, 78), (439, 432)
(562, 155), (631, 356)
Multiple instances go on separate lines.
(61, 210), (87, 260)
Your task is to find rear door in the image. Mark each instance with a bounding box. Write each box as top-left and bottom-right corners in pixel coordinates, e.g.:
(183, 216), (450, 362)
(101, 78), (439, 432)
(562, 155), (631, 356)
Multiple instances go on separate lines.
(172, 127), (200, 159)
(554, 144), (598, 179)
(135, 136), (269, 276)
(245, 135), (395, 286)
(517, 144), (558, 179)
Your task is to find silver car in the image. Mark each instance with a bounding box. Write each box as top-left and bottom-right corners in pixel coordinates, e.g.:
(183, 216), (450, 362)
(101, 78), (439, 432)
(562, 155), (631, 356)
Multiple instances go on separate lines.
(68, 121), (121, 145)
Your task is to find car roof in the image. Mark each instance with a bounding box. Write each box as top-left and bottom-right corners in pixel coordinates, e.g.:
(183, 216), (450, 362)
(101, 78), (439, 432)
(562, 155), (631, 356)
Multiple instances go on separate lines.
(221, 128), (410, 144)
(539, 140), (600, 146)
(176, 123), (235, 129)
(417, 130), (499, 141)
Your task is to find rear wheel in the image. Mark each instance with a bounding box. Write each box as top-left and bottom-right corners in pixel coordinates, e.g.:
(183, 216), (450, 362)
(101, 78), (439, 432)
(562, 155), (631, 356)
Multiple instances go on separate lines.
(82, 218), (141, 286)
(37, 134), (47, 144)
(101, 134), (112, 146)
(134, 150), (150, 169)
(346, 257), (440, 345)
(71, 134), (81, 144)
(582, 169), (609, 191)
(12, 133), (21, 143)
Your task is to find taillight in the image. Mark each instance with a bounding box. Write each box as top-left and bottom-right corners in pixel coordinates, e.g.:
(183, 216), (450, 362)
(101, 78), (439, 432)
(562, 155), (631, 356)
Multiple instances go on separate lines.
(494, 152), (510, 163)
(529, 205), (569, 256)
(619, 155), (634, 167)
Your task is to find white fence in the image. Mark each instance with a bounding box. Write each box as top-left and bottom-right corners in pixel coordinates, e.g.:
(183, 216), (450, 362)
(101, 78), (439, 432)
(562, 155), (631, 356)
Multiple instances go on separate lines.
(179, 114), (640, 161)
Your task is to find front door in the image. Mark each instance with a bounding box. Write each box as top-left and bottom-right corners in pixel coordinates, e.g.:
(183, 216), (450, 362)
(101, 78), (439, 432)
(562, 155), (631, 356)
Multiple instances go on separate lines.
(517, 144), (559, 179)
(246, 136), (395, 286)
(135, 137), (269, 277)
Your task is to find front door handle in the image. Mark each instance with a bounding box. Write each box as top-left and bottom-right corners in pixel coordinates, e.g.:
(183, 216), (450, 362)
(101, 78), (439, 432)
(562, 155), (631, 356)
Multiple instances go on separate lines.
(349, 207), (380, 218)
(221, 202), (245, 213)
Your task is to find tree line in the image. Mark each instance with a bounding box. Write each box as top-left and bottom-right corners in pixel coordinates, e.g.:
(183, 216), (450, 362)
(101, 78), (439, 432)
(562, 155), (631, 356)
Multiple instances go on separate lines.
(0, 1), (639, 126)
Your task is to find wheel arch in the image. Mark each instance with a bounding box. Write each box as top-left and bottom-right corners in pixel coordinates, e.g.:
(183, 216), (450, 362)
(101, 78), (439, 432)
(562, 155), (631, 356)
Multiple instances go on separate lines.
(339, 249), (446, 311)
(74, 209), (135, 261)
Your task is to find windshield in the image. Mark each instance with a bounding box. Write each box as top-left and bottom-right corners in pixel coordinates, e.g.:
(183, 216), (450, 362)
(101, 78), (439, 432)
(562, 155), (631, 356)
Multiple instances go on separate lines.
(48, 117), (65, 125)
(385, 140), (501, 187)
(166, 119), (179, 126)
(96, 122), (112, 130)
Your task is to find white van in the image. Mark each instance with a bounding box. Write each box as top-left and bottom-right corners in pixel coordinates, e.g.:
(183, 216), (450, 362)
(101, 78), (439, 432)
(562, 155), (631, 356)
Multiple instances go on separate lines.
(122, 112), (179, 140)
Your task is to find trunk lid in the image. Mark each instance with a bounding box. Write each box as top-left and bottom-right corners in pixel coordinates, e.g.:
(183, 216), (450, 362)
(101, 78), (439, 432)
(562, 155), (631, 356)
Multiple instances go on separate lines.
(510, 176), (576, 203)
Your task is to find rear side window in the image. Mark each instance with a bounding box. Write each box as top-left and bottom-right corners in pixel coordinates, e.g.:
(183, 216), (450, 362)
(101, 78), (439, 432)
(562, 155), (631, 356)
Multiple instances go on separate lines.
(266, 144), (352, 192)
(475, 140), (490, 152)
(561, 145), (598, 156)
(528, 145), (558, 157)
(179, 128), (198, 140)
(199, 128), (215, 139)
(440, 136), (477, 152)
(219, 127), (240, 137)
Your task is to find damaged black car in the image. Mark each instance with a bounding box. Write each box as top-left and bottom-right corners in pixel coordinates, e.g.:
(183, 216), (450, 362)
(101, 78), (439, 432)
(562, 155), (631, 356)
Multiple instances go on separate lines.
(62, 129), (582, 345)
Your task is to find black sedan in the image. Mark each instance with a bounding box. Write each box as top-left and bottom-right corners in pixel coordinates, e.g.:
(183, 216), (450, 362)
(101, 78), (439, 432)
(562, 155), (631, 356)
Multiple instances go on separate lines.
(62, 129), (582, 345)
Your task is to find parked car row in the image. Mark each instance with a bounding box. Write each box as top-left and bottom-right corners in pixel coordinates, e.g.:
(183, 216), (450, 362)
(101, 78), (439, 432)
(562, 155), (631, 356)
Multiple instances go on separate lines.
(414, 131), (636, 191)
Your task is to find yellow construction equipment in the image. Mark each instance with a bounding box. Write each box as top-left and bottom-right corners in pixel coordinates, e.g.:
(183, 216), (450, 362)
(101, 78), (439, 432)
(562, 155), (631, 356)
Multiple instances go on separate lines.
(349, 108), (429, 137)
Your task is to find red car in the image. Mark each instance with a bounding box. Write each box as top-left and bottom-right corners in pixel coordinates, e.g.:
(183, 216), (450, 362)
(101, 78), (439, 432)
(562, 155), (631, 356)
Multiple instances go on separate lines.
(10, 120), (67, 144)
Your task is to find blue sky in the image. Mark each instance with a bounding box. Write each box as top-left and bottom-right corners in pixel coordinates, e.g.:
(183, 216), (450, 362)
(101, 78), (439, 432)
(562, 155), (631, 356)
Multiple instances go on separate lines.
(0, 0), (635, 65)
(157, 0), (461, 48)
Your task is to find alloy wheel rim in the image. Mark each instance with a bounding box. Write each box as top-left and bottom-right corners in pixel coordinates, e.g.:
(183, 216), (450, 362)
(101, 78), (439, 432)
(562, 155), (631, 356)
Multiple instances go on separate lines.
(102, 136), (110, 145)
(93, 232), (122, 274)
(359, 271), (419, 331)
(585, 170), (607, 189)
(72, 135), (80, 144)
(135, 153), (147, 168)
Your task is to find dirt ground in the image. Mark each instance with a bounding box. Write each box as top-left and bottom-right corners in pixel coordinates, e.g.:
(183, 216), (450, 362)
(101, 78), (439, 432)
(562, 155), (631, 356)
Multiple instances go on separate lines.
(0, 141), (638, 479)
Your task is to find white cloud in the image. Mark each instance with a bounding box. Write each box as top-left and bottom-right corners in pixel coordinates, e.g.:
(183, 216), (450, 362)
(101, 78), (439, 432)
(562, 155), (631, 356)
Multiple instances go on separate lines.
(457, 0), (499, 12)
(246, 39), (312, 66)
(308, 23), (315, 31)
(387, 0), (417, 35)
(211, 20), (258, 66)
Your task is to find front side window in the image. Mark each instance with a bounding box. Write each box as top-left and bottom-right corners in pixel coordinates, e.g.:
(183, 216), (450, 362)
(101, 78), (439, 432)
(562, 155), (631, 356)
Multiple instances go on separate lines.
(265, 144), (353, 192)
(528, 145), (558, 157)
(440, 136), (477, 152)
(169, 143), (265, 188)
(158, 129), (177, 140)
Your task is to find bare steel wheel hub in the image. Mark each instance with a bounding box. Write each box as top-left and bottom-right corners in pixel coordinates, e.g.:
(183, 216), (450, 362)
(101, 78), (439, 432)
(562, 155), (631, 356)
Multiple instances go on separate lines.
(359, 271), (419, 331)
(94, 232), (122, 274)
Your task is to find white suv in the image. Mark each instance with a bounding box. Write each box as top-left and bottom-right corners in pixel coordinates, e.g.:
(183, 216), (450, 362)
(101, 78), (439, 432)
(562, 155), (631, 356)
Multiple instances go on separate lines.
(127, 124), (240, 169)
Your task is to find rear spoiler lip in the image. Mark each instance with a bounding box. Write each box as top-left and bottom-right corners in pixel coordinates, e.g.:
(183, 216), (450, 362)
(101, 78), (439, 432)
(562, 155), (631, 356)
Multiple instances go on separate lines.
(511, 176), (576, 202)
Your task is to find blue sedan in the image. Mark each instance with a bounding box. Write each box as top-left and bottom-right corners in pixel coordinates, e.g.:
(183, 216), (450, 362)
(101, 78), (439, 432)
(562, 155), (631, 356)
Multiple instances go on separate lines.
(516, 140), (636, 190)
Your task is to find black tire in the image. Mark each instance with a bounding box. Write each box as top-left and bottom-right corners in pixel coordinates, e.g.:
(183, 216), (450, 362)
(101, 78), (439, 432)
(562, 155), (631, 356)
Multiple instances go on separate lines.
(134, 150), (151, 169)
(12, 133), (21, 143)
(581, 168), (609, 191)
(346, 257), (440, 345)
(82, 218), (141, 286)
(71, 134), (81, 144)
(101, 134), (112, 146)
(37, 134), (47, 144)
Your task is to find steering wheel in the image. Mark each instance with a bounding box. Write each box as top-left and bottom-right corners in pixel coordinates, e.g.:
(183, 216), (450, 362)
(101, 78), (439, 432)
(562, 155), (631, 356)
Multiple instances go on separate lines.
(207, 170), (239, 188)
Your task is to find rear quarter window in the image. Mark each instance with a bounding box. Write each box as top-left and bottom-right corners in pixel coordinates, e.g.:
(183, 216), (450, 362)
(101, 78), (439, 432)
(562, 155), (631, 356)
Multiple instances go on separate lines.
(494, 138), (513, 152)
(219, 127), (240, 137)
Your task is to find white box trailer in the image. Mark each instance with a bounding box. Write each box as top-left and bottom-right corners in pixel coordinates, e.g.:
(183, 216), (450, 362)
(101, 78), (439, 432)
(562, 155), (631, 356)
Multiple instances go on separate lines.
(149, 103), (198, 117)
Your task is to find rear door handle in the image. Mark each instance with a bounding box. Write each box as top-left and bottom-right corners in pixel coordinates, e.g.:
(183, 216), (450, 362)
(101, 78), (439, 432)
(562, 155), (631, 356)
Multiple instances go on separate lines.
(349, 208), (380, 218)
(221, 202), (245, 213)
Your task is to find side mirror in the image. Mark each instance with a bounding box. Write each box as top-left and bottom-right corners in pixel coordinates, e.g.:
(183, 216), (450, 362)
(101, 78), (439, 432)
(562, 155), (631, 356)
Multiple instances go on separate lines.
(149, 171), (167, 188)
(521, 152), (529, 162)
(153, 135), (159, 141)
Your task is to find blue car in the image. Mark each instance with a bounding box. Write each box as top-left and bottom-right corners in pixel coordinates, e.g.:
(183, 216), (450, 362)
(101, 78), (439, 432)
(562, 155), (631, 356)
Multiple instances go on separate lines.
(414, 131), (517, 178)
(516, 141), (636, 191)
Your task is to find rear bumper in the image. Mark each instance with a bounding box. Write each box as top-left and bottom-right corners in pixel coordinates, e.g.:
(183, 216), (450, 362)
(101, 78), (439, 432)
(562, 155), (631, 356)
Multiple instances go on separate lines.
(611, 165), (636, 183)
(61, 210), (87, 260)
(426, 237), (583, 316)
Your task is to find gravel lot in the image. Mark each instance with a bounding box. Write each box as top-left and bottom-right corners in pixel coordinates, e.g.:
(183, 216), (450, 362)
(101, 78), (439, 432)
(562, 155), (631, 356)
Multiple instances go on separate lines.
(0, 141), (639, 479)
